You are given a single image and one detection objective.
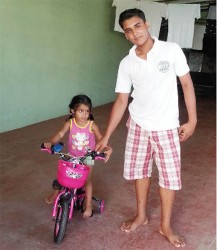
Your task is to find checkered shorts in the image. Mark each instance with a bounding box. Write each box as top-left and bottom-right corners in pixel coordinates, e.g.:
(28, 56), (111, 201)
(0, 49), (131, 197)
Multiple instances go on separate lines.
(124, 117), (182, 190)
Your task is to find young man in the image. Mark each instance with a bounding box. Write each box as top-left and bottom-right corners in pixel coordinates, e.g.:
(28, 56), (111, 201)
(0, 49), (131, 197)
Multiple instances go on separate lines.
(96, 9), (197, 248)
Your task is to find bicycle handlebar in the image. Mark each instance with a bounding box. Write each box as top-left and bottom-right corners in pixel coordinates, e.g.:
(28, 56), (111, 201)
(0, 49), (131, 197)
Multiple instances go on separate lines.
(41, 143), (105, 164)
(41, 142), (64, 154)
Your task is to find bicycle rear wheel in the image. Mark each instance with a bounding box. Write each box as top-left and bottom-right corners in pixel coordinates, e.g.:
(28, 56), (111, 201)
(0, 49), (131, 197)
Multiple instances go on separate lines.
(54, 197), (69, 244)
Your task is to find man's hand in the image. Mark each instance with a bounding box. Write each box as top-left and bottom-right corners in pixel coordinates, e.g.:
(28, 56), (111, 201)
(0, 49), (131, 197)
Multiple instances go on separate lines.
(178, 121), (196, 142)
(95, 137), (109, 153)
(95, 137), (112, 163)
(179, 73), (197, 142)
(104, 145), (113, 163)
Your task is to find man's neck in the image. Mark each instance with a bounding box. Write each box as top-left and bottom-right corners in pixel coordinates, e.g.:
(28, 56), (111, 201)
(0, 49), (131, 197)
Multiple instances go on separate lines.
(135, 37), (154, 60)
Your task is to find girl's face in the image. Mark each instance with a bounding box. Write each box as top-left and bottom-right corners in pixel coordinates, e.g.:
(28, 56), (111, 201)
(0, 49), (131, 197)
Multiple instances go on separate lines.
(72, 104), (90, 123)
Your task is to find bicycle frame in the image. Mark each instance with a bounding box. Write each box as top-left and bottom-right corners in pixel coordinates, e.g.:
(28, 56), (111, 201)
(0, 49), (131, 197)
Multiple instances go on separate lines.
(41, 143), (105, 244)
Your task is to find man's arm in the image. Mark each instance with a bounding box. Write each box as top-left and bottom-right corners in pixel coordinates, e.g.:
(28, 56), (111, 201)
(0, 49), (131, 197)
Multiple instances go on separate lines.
(179, 72), (197, 142)
(95, 93), (129, 151)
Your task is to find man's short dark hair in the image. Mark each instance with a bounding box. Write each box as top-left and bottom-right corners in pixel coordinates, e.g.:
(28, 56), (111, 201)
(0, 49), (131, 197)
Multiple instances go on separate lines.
(119, 8), (146, 29)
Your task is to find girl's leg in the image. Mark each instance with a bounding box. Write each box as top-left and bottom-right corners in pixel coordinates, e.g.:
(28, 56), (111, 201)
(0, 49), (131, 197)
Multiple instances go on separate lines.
(120, 177), (150, 232)
(45, 190), (60, 204)
(45, 179), (61, 204)
(83, 168), (93, 218)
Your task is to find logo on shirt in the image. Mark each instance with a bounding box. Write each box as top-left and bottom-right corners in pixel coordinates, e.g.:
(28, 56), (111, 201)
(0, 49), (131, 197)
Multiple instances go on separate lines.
(158, 61), (170, 73)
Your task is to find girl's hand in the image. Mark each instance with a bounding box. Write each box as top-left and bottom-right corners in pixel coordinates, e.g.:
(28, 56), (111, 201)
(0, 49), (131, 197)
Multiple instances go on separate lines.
(103, 146), (113, 163)
(44, 142), (52, 149)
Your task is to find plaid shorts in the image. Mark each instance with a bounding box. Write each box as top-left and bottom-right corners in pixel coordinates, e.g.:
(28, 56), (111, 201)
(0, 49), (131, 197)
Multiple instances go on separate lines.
(124, 117), (182, 190)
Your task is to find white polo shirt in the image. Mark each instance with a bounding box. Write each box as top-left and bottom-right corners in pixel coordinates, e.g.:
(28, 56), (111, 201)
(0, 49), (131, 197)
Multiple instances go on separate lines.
(115, 37), (190, 131)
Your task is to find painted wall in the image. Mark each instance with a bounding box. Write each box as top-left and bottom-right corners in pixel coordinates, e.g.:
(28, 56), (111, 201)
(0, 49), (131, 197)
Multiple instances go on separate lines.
(0, 0), (131, 132)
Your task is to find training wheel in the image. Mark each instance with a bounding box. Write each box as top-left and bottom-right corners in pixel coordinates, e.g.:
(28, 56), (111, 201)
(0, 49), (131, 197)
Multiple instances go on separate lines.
(97, 199), (105, 214)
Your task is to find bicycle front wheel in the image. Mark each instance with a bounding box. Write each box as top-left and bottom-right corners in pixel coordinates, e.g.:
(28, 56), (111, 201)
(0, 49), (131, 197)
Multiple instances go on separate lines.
(54, 197), (69, 244)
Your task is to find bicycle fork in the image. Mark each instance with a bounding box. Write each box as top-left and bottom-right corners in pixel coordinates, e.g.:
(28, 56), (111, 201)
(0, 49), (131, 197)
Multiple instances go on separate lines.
(52, 189), (77, 220)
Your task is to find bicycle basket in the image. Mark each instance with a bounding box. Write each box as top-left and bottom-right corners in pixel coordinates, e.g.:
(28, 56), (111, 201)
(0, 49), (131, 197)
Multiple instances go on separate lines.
(57, 160), (90, 189)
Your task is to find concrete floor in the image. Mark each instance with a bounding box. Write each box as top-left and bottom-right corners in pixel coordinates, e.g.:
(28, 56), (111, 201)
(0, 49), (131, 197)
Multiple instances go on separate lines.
(0, 95), (216, 250)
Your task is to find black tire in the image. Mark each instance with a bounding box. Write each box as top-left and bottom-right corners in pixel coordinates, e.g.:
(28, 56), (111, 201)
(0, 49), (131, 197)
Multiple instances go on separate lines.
(54, 198), (69, 244)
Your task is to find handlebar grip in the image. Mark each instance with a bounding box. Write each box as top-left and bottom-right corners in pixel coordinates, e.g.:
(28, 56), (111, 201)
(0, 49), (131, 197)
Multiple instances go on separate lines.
(94, 152), (106, 161)
(41, 143), (52, 154)
(96, 152), (106, 158)
(41, 142), (64, 154)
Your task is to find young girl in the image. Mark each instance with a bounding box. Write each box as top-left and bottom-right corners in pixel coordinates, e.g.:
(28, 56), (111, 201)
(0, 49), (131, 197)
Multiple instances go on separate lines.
(44, 94), (112, 218)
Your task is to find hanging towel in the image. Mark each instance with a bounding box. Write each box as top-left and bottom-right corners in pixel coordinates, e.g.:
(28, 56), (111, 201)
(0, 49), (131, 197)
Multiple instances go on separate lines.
(139, 1), (166, 37)
(112, 0), (139, 33)
(112, 0), (166, 37)
(165, 4), (201, 48)
(192, 24), (206, 50)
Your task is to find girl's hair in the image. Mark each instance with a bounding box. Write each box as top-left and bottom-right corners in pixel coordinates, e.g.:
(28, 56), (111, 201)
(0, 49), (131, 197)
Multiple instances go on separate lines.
(67, 94), (94, 120)
(119, 8), (146, 29)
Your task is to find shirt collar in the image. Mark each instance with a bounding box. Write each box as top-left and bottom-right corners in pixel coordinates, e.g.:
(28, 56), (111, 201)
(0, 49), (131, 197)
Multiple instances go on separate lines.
(129, 36), (159, 62)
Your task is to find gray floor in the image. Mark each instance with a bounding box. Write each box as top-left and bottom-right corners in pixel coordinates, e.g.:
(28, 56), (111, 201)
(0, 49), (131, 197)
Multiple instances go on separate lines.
(0, 95), (216, 250)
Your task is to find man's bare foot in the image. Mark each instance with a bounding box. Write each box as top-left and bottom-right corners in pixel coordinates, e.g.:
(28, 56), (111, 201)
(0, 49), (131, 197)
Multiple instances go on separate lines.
(120, 216), (148, 233)
(159, 228), (186, 248)
(45, 190), (59, 204)
(82, 205), (93, 218)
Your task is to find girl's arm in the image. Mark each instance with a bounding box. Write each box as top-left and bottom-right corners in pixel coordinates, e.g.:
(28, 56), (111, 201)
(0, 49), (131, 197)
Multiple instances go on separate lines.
(91, 122), (103, 141)
(44, 120), (70, 148)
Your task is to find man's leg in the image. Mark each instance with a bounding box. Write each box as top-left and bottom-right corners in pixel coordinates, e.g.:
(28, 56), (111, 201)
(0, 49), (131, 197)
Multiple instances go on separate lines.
(120, 178), (150, 233)
(159, 187), (185, 247)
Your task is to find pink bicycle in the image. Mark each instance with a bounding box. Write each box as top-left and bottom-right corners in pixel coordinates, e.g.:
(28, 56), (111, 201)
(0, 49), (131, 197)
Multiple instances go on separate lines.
(41, 143), (105, 244)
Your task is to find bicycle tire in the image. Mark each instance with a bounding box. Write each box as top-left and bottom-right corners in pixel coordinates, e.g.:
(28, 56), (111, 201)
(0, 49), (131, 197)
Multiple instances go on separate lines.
(54, 198), (69, 244)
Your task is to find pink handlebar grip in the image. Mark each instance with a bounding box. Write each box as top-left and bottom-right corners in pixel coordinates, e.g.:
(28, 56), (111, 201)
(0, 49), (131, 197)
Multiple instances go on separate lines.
(95, 156), (105, 161)
(41, 148), (52, 154)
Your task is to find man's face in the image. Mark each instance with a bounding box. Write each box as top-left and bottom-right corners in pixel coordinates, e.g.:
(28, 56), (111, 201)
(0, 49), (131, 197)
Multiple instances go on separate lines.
(122, 16), (150, 46)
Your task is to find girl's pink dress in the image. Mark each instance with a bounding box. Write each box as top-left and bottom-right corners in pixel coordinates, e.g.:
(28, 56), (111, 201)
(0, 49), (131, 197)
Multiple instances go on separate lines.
(68, 118), (95, 157)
